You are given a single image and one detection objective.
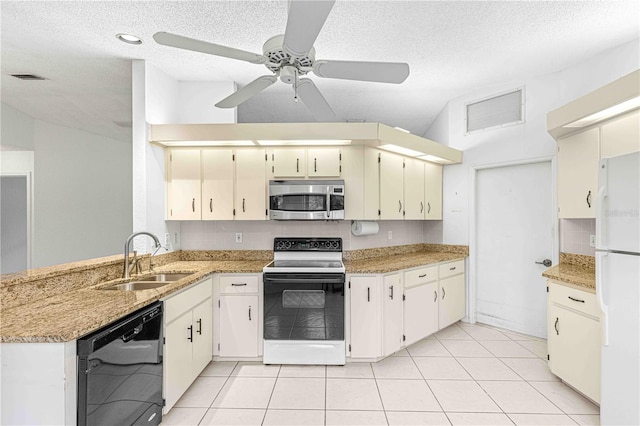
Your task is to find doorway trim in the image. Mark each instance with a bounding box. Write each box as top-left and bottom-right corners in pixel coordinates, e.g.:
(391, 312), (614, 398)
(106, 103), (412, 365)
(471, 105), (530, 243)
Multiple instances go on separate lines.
(467, 155), (558, 325)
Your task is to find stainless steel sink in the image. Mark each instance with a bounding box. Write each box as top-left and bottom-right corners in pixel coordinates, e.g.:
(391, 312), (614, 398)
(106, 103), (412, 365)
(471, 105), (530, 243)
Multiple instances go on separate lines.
(101, 281), (172, 291)
(138, 273), (193, 282)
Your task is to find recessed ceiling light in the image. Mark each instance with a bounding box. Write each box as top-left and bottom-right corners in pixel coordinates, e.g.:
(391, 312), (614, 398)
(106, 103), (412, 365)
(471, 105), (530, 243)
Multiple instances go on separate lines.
(116, 33), (142, 45)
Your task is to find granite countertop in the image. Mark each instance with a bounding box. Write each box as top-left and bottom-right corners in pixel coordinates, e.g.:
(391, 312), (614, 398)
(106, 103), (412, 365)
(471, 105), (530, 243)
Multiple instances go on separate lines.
(345, 251), (465, 274)
(0, 260), (268, 344)
(542, 253), (595, 292)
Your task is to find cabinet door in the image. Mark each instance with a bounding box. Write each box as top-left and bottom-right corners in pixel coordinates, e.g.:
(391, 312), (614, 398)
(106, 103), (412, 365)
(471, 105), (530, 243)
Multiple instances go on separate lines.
(363, 148), (380, 220)
(342, 146), (364, 219)
(164, 312), (194, 411)
(202, 149), (234, 220)
(308, 148), (341, 177)
(349, 276), (381, 358)
(168, 149), (201, 220)
(600, 109), (640, 158)
(192, 299), (213, 375)
(235, 149), (266, 220)
(438, 274), (466, 329)
(219, 295), (258, 357)
(383, 273), (403, 356)
(404, 281), (438, 346)
(547, 304), (601, 402)
(404, 158), (425, 219)
(424, 162), (443, 220)
(380, 152), (405, 220)
(557, 128), (599, 218)
(272, 148), (306, 177)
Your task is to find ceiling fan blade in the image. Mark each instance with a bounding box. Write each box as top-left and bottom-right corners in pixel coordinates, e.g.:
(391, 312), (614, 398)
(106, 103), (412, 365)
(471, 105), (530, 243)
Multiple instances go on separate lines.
(296, 78), (337, 122)
(215, 75), (278, 108)
(313, 60), (410, 84)
(153, 32), (267, 64)
(283, 0), (335, 58)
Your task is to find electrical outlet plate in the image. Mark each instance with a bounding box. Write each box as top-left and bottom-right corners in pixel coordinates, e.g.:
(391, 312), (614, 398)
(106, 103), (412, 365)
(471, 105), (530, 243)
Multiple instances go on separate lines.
(590, 234), (596, 247)
(164, 233), (170, 246)
(388, 231), (392, 240)
(235, 233), (243, 243)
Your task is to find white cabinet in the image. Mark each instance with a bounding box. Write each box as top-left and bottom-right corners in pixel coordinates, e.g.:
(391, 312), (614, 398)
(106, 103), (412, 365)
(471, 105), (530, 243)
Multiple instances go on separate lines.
(271, 148), (306, 178)
(349, 276), (382, 358)
(600, 109), (640, 158)
(234, 149), (267, 220)
(202, 149), (234, 220)
(270, 147), (341, 178)
(163, 277), (213, 411)
(363, 147), (381, 220)
(404, 158), (425, 220)
(167, 149), (201, 220)
(403, 266), (439, 346)
(379, 151), (405, 220)
(438, 260), (466, 329)
(308, 148), (341, 177)
(547, 281), (601, 403)
(382, 273), (403, 355)
(214, 275), (261, 358)
(424, 162), (443, 220)
(557, 128), (600, 218)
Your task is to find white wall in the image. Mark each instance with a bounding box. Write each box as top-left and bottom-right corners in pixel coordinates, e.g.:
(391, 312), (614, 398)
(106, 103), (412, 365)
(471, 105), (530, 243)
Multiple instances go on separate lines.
(426, 38), (640, 246)
(1, 103), (35, 151)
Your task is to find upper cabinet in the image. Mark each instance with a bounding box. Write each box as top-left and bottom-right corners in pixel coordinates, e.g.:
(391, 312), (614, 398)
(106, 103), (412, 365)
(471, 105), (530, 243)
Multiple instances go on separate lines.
(271, 148), (306, 178)
(403, 157), (425, 220)
(235, 149), (267, 220)
(269, 147), (341, 178)
(308, 147), (341, 177)
(424, 162), (443, 220)
(379, 151), (405, 220)
(202, 149), (234, 220)
(167, 149), (201, 220)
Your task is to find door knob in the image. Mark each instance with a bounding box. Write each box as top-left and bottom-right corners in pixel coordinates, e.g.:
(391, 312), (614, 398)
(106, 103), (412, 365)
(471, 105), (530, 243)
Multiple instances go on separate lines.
(535, 259), (552, 267)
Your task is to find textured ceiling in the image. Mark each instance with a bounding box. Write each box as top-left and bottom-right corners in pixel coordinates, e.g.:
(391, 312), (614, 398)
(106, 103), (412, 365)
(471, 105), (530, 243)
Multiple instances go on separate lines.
(1, 1), (639, 142)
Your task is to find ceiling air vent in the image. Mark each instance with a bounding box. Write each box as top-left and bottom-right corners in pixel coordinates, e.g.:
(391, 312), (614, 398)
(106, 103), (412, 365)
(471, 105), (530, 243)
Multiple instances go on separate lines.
(465, 88), (524, 134)
(11, 74), (47, 81)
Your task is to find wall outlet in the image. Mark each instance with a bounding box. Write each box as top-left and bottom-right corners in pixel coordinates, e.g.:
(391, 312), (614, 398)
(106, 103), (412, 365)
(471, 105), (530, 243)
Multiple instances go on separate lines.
(590, 234), (596, 247)
(174, 233), (178, 245)
(164, 233), (170, 247)
(388, 231), (393, 240)
(235, 232), (243, 243)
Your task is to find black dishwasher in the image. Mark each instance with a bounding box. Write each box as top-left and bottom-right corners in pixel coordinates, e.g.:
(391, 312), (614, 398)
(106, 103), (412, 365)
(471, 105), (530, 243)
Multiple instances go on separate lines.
(77, 301), (163, 426)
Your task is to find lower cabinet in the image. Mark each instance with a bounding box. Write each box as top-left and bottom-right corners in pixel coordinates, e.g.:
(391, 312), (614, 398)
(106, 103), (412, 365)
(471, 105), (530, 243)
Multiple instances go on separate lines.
(163, 277), (213, 412)
(348, 259), (466, 359)
(214, 274), (261, 358)
(547, 281), (601, 403)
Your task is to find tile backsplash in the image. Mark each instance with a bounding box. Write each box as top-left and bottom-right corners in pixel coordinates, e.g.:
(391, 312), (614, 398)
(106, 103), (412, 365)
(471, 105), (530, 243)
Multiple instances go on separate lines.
(181, 220), (444, 251)
(559, 218), (596, 256)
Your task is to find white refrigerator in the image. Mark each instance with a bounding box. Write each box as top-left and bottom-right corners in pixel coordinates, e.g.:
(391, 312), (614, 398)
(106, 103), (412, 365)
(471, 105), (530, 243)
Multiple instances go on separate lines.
(596, 151), (640, 426)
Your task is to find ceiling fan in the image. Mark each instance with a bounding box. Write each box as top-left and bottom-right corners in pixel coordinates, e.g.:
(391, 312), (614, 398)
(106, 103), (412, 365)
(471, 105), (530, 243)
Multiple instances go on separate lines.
(153, 0), (410, 122)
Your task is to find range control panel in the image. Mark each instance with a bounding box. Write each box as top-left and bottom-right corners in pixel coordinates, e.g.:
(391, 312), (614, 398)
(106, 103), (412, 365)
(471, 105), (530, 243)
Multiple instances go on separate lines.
(274, 237), (342, 252)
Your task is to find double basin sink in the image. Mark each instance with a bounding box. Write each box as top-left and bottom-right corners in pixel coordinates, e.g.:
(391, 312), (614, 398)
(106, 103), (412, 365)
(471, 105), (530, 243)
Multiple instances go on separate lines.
(100, 272), (194, 291)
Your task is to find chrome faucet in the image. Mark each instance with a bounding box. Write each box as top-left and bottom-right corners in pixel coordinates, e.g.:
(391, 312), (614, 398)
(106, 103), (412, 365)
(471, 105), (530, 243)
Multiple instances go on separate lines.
(123, 232), (161, 279)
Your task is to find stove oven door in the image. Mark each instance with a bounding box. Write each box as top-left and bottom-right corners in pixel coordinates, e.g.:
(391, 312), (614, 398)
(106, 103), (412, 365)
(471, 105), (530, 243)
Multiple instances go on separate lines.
(263, 273), (345, 342)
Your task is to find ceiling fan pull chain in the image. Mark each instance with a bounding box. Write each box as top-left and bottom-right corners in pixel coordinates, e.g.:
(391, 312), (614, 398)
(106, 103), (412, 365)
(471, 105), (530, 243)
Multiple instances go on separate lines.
(294, 69), (299, 103)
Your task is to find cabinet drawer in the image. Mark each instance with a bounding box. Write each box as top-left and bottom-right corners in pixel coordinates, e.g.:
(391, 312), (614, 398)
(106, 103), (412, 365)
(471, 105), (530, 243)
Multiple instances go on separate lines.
(404, 265), (438, 288)
(439, 259), (464, 279)
(219, 275), (259, 294)
(164, 278), (213, 324)
(549, 281), (600, 318)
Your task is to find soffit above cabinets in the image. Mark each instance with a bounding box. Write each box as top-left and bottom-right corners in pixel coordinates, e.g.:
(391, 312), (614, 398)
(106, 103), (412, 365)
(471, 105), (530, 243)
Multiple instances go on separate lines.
(547, 69), (640, 139)
(149, 122), (463, 164)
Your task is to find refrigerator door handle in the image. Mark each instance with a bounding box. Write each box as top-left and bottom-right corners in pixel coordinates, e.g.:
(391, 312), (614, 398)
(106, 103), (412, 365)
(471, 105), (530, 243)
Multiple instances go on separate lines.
(596, 251), (609, 346)
(596, 158), (608, 250)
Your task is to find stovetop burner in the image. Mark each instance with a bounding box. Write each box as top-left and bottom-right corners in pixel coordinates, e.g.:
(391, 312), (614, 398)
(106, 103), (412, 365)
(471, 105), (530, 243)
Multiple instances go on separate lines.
(264, 237), (344, 274)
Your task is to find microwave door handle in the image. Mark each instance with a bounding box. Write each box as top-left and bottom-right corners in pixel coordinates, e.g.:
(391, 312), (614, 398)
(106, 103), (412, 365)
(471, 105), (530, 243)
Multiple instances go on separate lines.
(326, 186), (331, 218)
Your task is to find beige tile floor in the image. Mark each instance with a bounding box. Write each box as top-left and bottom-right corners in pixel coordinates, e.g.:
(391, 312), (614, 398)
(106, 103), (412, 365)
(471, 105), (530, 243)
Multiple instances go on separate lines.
(161, 322), (600, 426)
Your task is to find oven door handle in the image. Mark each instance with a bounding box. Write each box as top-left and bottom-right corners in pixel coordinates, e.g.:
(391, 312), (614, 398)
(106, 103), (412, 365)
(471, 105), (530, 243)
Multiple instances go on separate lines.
(326, 187), (331, 218)
(264, 276), (345, 284)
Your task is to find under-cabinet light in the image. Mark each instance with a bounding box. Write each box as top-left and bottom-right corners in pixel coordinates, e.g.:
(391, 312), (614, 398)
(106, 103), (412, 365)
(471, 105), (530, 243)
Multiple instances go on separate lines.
(161, 140), (255, 147)
(563, 96), (640, 128)
(256, 140), (351, 146)
(378, 144), (425, 157)
(418, 154), (454, 164)
(393, 126), (411, 133)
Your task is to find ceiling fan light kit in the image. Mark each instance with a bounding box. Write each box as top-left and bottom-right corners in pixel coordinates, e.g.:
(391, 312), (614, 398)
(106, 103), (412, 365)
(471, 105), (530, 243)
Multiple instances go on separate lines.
(153, 0), (410, 122)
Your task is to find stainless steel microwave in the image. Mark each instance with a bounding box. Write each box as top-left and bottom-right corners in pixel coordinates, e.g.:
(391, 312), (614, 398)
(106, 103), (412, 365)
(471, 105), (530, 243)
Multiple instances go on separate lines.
(269, 180), (345, 220)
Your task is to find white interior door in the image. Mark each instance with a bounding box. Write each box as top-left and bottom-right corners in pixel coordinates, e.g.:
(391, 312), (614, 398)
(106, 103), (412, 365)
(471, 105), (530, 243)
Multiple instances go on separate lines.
(476, 161), (553, 338)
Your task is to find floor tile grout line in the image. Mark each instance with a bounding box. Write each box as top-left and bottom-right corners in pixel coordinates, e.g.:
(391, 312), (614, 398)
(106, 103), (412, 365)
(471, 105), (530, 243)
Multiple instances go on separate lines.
(371, 363), (391, 426)
(259, 363), (281, 425)
(195, 361), (237, 425)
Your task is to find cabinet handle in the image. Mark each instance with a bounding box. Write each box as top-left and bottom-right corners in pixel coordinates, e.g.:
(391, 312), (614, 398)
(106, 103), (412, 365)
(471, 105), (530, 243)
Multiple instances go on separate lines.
(209, 198), (213, 213)
(187, 325), (193, 342)
(554, 317), (559, 335)
(450, 267), (456, 270)
(197, 318), (202, 335)
(367, 287), (370, 302)
(389, 285), (394, 300)
(434, 290), (437, 302)
(418, 274), (427, 278)
(568, 296), (585, 303)
(398, 200), (402, 213)
(242, 198), (246, 212)
(442, 288), (446, 299)
(420, 201), (424, 213)
(314, 158), (317, 172)
(192, 198), (195, 212)
(427, 202), (431, 214)
(232, 283), (247, 286)
(586, 190), (592, 208)
(248, 306), (252, 321)
(296, 158), (299, 173)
